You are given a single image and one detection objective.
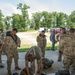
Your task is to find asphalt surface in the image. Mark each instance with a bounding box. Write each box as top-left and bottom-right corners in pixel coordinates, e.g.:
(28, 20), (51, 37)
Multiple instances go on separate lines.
(0, 50), (63, 75)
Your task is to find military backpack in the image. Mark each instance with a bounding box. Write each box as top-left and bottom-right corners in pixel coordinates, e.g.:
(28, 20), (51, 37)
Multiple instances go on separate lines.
(42, 58), (54, 69)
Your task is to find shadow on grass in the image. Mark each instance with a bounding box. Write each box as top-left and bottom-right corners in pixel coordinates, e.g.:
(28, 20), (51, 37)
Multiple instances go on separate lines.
(18, 46), (58, 52)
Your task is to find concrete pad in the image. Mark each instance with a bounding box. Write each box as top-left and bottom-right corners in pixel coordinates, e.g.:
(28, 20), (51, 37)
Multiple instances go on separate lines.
(0, 50), (63, 75)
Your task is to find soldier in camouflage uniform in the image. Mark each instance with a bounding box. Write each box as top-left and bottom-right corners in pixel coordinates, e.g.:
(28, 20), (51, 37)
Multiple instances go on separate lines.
(0, 29), (5, 68)
(25, 46), (42, 75)
(59, 28), (75, 74)
(56, 27), (68, 61)
(36, 30), (47, 58)
(4, 28), (21, 75)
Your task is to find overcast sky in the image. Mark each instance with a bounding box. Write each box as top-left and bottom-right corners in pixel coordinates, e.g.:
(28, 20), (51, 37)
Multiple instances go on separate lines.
(0, 0), (75, 18)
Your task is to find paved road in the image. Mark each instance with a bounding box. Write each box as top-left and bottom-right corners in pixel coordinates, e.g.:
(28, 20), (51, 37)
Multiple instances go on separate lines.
(0, 50), (63, 75)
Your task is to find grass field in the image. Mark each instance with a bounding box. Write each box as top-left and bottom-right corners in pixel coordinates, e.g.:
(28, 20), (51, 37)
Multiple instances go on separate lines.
(17, 31), (59, 52)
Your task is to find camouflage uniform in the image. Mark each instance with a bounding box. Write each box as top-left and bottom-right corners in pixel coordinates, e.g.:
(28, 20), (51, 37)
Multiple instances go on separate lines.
(25, 46), (42, 75)
(0, 31), (5, 63)
(56, 33), (68, 61)
(4, 35), (21, 72)
(59, 34), (75, 73)
(36, 34), (47, 58)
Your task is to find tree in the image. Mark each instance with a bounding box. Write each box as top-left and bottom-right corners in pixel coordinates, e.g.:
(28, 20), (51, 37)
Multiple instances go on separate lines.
(17, 3), (30, 31)
(51, 12), (57, 28)
(4, 16), (12, 30)
(41, 11), (52, 28)
(12, 14), (25, 31)
(31, 12), (42, 30)
(69, 10), (75, 28)
(0, 10), (3, 28)
(56, 12), (68, 27)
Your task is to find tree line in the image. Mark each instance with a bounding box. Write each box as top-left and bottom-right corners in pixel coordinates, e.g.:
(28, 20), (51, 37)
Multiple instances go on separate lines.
(0, 3), (75, 32)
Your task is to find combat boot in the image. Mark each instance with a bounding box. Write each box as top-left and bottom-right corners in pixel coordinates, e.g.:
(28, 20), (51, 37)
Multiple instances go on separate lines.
(8, 70), (12, 75)
(57, 59), (61, 62)
(15, 66), (21, 70)
(0, 63), (4, 68)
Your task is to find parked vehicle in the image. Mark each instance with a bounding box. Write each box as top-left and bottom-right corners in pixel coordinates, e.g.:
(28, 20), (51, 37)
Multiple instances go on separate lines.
(50, 28), (70, 34)
(38, 27), (48, 32)
(50, 28), (60, 34)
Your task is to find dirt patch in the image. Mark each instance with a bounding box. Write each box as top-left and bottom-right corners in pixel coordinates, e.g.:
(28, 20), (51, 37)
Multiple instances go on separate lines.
(17, 31), (50, 45)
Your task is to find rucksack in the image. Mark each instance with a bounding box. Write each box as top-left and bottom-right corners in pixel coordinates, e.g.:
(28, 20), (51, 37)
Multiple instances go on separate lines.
(6, 31), (11, 36)
(6, 31), (17, 44)
(42, 58), (54, 69)
(55, 68), (70, 75)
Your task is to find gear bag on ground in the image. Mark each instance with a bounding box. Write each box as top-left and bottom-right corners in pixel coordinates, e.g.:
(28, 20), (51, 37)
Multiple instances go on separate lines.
(42, 58), (54, 69)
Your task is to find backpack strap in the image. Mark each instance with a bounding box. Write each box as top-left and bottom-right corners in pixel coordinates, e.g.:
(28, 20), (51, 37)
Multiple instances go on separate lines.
(27, 46), (36, 55)
(32, 46), (36, 57)
(10, 35), (17, 45)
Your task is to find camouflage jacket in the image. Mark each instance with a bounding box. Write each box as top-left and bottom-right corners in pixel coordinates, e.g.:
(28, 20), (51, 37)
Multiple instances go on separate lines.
(25, 46), (42, 60)
(4, 35), (21, 49)
(36, 34), (47, 48)
(0, 32), (5, 43)
(56, 33), (68, 42)
(59, 34), (75, 57)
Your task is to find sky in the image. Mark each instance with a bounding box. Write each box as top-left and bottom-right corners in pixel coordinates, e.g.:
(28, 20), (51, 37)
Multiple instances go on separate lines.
(0, 0), (75, 18)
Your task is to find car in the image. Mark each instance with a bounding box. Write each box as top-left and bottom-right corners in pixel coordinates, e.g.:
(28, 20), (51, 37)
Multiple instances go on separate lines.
(55, 28), (60, 34)
(50, 28), (60, 34)
(38, 27), (48, 32)
(38, 28), (44, 32)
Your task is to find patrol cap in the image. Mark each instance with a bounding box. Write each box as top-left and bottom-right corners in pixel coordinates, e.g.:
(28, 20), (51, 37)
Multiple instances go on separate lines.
(41, 30), (45, 33)
(69, 28), (75, 33)
(12, 28), (18, 32)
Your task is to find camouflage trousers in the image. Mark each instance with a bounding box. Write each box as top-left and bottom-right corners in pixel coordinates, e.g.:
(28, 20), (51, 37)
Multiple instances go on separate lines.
(63, 55), (75, 73)
(0, 43), (3, 63)
(31, 61), (35, 74)
(58, 50), (63, 61)
(40, 47), (45, 58)
(0, 51), (2, 63)
(21, 61), (36, 75)
(20, 60), (43, 75)
(5, 47), (19, 71)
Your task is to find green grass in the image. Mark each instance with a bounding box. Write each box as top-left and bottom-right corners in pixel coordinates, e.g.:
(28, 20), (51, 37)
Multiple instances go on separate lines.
(46, 43), (58, 50)
(18, 44), (34, 52)
(18, 43), (59, 52)
(17, 31), (59, 52)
